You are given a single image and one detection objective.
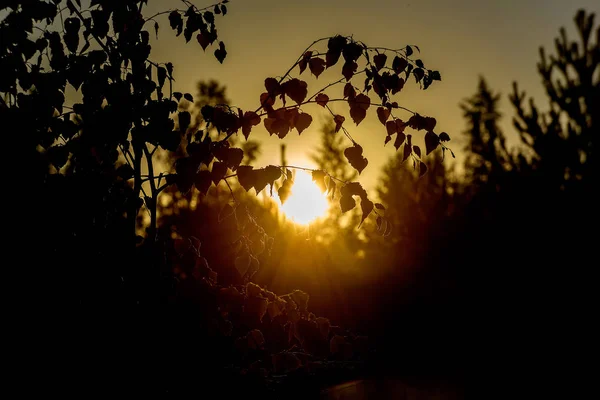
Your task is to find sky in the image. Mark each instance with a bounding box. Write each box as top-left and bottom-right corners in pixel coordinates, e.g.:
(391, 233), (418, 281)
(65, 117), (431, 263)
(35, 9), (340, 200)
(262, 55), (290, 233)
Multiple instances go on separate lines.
(13, 0), (598, 192)
(143, 0), (599, 191)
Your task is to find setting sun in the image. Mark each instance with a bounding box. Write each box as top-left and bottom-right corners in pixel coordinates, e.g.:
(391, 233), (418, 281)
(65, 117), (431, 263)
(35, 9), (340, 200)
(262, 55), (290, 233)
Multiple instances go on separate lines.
(277, 171), (329, 225)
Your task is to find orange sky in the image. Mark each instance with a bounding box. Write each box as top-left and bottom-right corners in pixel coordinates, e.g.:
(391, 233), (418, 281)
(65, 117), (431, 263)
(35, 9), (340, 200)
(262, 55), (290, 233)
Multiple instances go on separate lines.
(26, 0), (598, 192)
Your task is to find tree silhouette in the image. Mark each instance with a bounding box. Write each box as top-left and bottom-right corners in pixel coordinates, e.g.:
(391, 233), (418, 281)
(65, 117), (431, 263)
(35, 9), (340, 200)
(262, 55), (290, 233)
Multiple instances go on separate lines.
(510, 9), (597, 194)
(460, 77), (513, 190)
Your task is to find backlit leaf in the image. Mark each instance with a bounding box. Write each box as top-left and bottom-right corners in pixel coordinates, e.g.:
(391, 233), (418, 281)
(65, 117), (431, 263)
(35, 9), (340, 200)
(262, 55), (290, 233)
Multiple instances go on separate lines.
(214, 41), (227, 63)
(373, 53), (387, 71)
(342, 60), (358, 81)
(194, 170), (213, 194)
(340, 194), (356, 213)
(359, 198), (373, 228)
(309, 57), (326, 78)
(344, 143), (368, 174)
(424, 131), (440, 155)
(334, 115), (345, 133)
(295, 112), (312, 134)
(439, 131), (450, 142)
(315, 93), (329, 107)
(377, 107), (390, 125)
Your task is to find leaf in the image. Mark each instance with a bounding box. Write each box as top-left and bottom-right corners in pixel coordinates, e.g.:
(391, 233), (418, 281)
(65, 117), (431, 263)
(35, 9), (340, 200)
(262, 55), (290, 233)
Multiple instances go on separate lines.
(197, 32), (210, 50)
(214, 41), (227, 63)
(394, 132), (406, 150)
(282, 78), (308, 105)
(386, 120), (396, 136)
(259, 92), (275, 109)
(184, 93), (193, 102)
(343, 83), (356, 99)
(413, 145), (421, 158)
(413, 68), (424, 83)
(235, 250), (251, 277)
(392, 56), (408, 74)
(424, 131), (440, 155)
(221, 4), (228, 15)
(415, 59), (424, 68)
(242, 111), (261, 140)
(315, 93), (329, 107)
(264, 77), (281, 96)
(117, 164), (134, 180)
(326, 35), (346, 68)
(359, 198), (373, 228)
(237, 165), (255, 191)
(308, 57), (326, 78)
(342, 42), (363, 62)
(173, 92), (183, 101)
(64, 17), (80, 53)
(298, 51), (313, 74)
(373, 53), (387, 71)
(405, 45), (413, 57)
(350, 107), (366, 125)
(439, 131), (450, 142)
(169, 11), (183, 35)
(375, 203), (385, 211)
(334, 115), (345, 133)
(342, 60), (358, 81)
(377, 107), (390, 125)
(194, 170), (212, 194)
(431, 70), (442, 81)
(354, 93), (371, 110)
(419, 161), (428, 177)
(295, 112), (312, 135)
(211, 161), (227, 184)
(340, 194), (356, 213)
(311, 170), (327, 193)
(154, 21), (159, 39)
(344, 144), (368, 174)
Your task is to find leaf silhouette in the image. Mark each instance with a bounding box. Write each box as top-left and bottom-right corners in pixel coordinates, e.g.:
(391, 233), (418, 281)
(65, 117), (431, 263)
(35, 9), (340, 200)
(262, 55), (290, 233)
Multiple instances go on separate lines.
(431, 70), (442, 81)
(295, 112), (312, 134)
(282, 78), (308, 105)
(359, 198), (373, 228)
(393, 132), (406, 150)
(194, 170), (213, 194)
(326, 35), (347, 68)
(237, 165), (255, 191)
(439, 131), (450, 141)
(298, 51), (313, 74)
(342, 60), (358, 81)
(375, 203), (386, 211)
(309, 57), (326, 78)
(413, 145), (421, 158)
(211, 161), (227, 184)
(424, 131), (440, 155)
(386, 120), (396, 136)
(342, 42), (363, 62)
(154, 21), (159, 39)
(343, 83), (356, 99)
(214, 41), (227, 63)
(169, 11), (183, 35)
(344, 144), (368, 174)
(242, 111), (261, 140)
(405, 45), (413, 57)
(392, 56), (408, 74)
(197, 32), (210, 50)
(377, 107), (390, 125)
(340, 194), (356, 213)
(278, 178), (293, 204)
(334, 115), (345, 133)
(315, 93), (329, 107)
(374, 53), (387, 71)
(178, 111), (191, 132)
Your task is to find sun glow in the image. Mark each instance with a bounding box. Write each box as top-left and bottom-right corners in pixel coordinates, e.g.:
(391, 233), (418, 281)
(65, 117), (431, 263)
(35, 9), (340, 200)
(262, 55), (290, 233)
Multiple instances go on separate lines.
(277, 171), (329, 225)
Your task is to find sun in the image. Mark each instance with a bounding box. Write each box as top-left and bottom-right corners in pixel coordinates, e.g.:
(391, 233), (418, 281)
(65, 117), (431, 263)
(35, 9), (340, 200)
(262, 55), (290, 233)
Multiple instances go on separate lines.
(277, 170), (329, 225)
